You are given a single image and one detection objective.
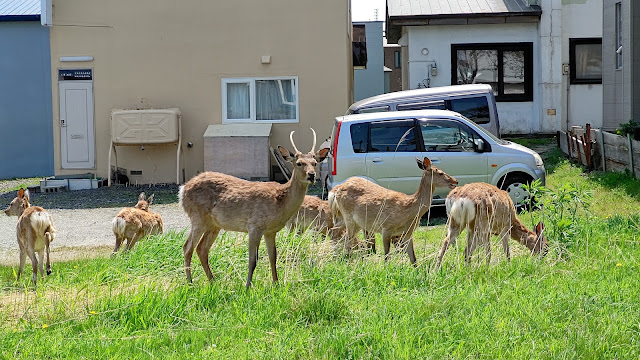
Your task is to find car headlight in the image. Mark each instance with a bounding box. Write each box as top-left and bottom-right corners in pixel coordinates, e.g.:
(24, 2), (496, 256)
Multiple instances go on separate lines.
(533, 153), (544, 168)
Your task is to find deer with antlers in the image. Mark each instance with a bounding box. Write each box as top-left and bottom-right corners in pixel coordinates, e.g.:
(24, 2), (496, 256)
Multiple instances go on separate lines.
(112, 192), (164, 256)
(435, 182), (548, 268)
(3, 188), (56, 285)
(328, 157), (458, 264)
(179, 128), (330, 288)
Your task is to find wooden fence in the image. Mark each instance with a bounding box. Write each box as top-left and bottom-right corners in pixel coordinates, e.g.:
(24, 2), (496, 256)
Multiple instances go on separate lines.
(558, 125), (640, 177)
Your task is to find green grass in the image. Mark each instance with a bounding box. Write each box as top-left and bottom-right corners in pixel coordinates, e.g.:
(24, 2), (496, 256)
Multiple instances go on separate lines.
(2, 145), (640, 359)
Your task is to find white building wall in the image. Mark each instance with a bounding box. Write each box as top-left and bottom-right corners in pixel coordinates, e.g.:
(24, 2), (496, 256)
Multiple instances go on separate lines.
(405, 23), (543, 134)
(560, 0), (604, 130)
(354, 21), (385, 101)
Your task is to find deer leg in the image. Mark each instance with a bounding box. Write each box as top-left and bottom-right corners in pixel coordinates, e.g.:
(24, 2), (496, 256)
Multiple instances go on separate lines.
(184, 224), (206, 283)
(500, 232), (511, 261)
(112, 235), (124, 257)
(246, 230), (263, 289)
(125, 229), (144, 251)
(382, 231), (392, 261)
(464, 229), (480, 264)
(403, 236), (418, 266)
(264, 232), (278, 283)
(37, 250), (45, 280)
(484, 233), (492, 265)
(45, 236), (52, 275)
(436, 222), (462, 269)
(27, 247), (38, 285)
(196, 228), (220, 281)
(344, 222), (360, 255)
(17, 246), (26, 281)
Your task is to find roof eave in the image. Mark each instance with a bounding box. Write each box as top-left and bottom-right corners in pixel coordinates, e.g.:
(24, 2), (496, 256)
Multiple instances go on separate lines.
(386, 11), (541, 43)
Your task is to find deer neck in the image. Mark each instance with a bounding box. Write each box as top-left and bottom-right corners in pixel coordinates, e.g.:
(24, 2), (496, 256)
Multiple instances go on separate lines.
(510, 219), (537, 251)
(408, 170), (434, 215)
(280, 169), (309, 215)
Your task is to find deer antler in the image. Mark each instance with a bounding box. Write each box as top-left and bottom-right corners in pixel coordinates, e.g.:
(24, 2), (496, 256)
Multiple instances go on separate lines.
(310, 128), (317, 154)
(290, 131), (301, 154)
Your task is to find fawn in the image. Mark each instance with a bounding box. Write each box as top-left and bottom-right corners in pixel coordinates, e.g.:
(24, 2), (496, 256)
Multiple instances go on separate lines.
(112, 192), (164, 255)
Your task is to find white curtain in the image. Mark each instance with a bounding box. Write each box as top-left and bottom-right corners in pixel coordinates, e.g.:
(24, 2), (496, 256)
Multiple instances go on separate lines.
(256, 79), (296, 121)
(227, 82), (250, 119)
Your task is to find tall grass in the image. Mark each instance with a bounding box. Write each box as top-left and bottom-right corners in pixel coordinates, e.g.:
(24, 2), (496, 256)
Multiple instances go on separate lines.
(2, 146), (640, 358)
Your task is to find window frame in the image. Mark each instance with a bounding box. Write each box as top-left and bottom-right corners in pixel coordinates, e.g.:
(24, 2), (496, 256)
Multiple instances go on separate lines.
(616, 2), (623, 69)
(451, 42), (534, 102)
(221, 76), (299, 124)
(569, 38), (602, 84)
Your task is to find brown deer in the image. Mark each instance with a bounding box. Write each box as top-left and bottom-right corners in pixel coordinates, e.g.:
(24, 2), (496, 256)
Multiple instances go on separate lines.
(3, 188), (56, 285)
(435, 182), (548, 268)
(286, 195), (345, 242)
(328, 157), (458, 264)
(112, 192), (164, 255)
(179, 129), (330, 288)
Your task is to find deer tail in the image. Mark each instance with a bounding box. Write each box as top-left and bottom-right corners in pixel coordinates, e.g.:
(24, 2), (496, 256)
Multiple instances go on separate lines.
(112, 216), (127, 238)
(327, 191), (341, 226)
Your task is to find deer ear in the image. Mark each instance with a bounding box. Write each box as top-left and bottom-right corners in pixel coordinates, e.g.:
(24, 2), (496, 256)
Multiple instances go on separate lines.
(278, 146), (295, 162)
(316, 148), (330, 162)
(417, 157), (431, 170)
(23, 189), (30, 202)
(17, 188), (24, 199)
(139, 192), (146, 201)
(147, 194), (154, 205)
(535, 222), (544, 235)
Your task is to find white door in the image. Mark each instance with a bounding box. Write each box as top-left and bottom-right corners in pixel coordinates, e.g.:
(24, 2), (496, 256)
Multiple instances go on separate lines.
(59, 81), (94, 169)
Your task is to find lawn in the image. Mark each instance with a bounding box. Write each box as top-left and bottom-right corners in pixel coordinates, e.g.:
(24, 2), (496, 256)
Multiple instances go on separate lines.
(1, 139), (640, 359)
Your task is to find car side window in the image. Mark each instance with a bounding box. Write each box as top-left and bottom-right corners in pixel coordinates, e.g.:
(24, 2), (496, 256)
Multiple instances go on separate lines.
(369, 120), (418, 152)
(448, 96), (490, 124)
(420, 119), (476, 152)
(350, 123), (368, 153)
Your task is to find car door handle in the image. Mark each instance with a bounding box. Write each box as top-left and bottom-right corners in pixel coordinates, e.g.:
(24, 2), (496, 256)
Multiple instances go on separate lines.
(429, 157), (441, 163)
(371, 157), (383, 163)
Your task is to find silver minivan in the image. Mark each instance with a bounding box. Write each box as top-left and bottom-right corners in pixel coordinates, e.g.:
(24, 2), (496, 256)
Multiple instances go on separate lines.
(347, 84), (500, 137)
(327, 110), (545, 207)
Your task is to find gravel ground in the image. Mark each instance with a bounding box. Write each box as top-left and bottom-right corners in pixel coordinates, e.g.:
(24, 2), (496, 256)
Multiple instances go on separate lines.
(0, 185), (190, 265)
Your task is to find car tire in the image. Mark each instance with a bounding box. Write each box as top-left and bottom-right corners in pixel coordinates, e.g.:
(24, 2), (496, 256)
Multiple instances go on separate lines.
(499, 175), (533, 212)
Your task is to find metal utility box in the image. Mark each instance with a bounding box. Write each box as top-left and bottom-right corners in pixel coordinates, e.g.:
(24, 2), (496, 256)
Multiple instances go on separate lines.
(204, 124), (272, 181)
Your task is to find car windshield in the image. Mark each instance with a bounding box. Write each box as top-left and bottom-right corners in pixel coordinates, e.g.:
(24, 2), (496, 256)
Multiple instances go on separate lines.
(460, 115), (508, 145)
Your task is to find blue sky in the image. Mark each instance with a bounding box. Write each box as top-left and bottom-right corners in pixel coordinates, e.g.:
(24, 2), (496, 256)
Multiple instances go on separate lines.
(352, 0), (386, 22)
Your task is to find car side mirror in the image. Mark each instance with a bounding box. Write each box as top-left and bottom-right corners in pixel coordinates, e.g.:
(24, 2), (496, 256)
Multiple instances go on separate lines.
(474, 138), (486, 152)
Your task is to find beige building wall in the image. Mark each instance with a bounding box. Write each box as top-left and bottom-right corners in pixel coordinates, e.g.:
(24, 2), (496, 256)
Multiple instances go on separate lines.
(50, 0), (352, 184)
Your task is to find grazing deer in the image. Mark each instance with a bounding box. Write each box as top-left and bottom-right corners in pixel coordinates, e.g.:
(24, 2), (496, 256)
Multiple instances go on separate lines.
(435, 182), (548, 268)
(179, 129), (330, 288)
(3, 188), (56, 285)
(286, 195), (345, 242)
(112, 192), (164, 255)
(329, 157), (458, 264)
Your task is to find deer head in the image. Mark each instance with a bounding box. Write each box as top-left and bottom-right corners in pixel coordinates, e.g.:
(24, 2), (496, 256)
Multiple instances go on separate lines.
(527, 221), (549, 256)
(135, 192), (154, 211)
(278, 128), (330, 185)
(416, 157), (458, 190)
(4, 188), (31, 217)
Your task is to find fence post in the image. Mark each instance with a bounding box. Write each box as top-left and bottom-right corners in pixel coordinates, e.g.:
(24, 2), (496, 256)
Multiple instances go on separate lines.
(628, 133), (635, 177)
(600, 130), (606, 172)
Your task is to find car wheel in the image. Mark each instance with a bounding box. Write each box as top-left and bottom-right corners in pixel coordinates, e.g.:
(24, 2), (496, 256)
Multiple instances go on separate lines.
(500, 175), (533, 211)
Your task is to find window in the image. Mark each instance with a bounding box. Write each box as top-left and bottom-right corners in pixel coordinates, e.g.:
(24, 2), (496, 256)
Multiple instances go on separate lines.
(353, 24), (367, 68)
(350, 123), (368, 153)
(616, 2), (623, 69)
(394, 51), (401, 69)
(569, 38), (602, 84)
(369, 120), (417, 152)
(397, 101), (446, 111)
(222, 77), (298, 123)
(451, 43), (533, 102)
(419, 120), (477, 152)
(357, 106), (390, 114)
(449, 97), (490, 124)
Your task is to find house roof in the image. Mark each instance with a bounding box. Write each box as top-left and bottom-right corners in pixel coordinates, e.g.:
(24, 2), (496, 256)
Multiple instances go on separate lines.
(387, 0), (541, 18)
(0, 0), (40, 21)
(386, 0), (541, 42)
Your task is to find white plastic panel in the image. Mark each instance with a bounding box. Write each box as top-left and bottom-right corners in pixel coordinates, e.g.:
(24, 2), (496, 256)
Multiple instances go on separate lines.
(111, 108), (180, 144)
